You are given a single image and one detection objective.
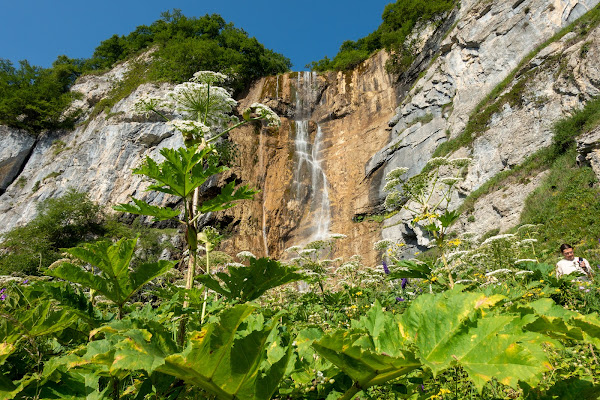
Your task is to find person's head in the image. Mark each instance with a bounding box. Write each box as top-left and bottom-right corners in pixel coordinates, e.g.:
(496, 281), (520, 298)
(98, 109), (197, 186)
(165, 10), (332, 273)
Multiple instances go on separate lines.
(560, 243), (575, 261)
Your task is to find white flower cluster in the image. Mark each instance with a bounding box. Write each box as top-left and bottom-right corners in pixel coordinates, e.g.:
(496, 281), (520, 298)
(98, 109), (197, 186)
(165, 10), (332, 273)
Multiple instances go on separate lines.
(517, 224), (541, 232)
(243, 103), (281, 127)
(514, 259), (538, 264)
(191, 71), (228, 84)
(236, 251), (256, 260)
(455, 279), (476, 284)
(373, 239), (393, 251)
(515, 270), (534, 275)
(285, 245), (302, 253)
(170, 82), (237, 127)
(425, 157), (450, 168)
(300, 248), (318, 256)
(133, 96), (171, 116)
(450, 157), (471, 167)
(485, 268), (512, 277)
(440, 177), (462, 186)
(480, 233), (515, 246)
(167, 119), (210, 135)
(384, 191), (403, 210)
(383, 167), (409, 192)
(225, 262), (246, 268)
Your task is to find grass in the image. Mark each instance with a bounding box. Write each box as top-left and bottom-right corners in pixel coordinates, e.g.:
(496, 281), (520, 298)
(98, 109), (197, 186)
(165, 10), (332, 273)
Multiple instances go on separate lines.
(520, 150), (600, 263)
(456, 92), (600, 268)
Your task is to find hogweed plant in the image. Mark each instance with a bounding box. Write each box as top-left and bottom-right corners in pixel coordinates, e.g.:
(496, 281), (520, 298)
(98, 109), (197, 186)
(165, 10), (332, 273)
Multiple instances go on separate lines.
(116, 70), (280, 338)
(383, 156), (470, 288)
(284, 235), (347, 293)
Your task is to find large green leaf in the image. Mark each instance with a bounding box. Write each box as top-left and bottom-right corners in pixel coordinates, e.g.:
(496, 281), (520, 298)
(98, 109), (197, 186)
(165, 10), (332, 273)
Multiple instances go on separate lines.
(47, 237), (176, 309)
(399, 290), (550, 391)
(134, 145), (228, 199)
(512, 298), (600, 347)
(313, 303), (419, 389)
(61, 317), (180, 380)
(387, 260), (432, 280)
(157, 304), (290, 400)
(113, 197), (181, 222)
(0, 283), (78, 347)
(570, 312), (600, 348)
(196, 257), (304, 302)
(198, 181), (257, 213)
(314, 291), (554, 396)
(512, 298), (584, 341)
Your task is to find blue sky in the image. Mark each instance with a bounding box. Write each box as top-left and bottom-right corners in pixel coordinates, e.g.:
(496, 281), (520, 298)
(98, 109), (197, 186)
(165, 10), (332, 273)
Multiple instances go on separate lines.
(1, 0), (393, 71)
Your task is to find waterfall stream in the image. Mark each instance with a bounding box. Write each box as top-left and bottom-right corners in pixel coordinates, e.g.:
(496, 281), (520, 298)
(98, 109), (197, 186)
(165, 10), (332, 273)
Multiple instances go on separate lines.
(292, 72), (332, 243)
(258, 131), (269, 257)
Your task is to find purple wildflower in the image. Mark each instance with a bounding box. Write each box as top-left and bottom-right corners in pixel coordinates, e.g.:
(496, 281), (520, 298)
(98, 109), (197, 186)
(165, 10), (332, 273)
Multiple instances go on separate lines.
(396, 297), (405, 302)
(0, 288), (5, 294)
(22, 279), (29, 284)
(0, 294), (5, 301)
(401, 278), (408, 289)
(382, 260), (390, 275)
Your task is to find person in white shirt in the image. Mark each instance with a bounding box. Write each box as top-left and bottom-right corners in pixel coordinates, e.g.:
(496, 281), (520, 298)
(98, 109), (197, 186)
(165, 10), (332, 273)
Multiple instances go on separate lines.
(556, 243), (592, 280)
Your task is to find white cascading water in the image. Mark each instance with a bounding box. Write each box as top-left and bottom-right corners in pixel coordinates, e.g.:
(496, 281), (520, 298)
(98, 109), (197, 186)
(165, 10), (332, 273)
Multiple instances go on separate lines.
(258, 130), (269, 257)
(292, 71), (331, 243)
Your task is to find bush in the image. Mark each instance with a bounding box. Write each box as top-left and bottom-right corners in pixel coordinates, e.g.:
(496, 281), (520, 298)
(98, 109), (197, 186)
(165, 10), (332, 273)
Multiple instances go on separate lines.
(0, 57), (81, 134)
(0, 189), (105, 275)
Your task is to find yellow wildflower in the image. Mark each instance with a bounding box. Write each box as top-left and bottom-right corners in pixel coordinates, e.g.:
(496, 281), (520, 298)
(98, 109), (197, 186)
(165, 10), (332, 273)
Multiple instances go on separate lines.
(448, 238), (461, 247)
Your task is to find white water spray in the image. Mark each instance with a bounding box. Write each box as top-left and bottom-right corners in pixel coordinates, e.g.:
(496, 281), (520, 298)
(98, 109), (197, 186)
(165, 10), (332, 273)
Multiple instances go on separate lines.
(292, 72), (332, 243)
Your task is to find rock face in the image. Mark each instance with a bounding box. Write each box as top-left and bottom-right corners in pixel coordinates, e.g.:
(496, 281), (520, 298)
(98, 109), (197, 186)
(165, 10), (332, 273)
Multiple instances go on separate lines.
(0, 66), (182, 231)
(221, 51), (398, 265)
(368, 0), (600, 245)
(1, 0), (600, 265)
(0, 127), (36, 194)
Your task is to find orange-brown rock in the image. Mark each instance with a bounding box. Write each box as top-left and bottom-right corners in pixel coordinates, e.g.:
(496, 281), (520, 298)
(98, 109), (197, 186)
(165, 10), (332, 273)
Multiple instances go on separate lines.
(217, 51), (398, 265)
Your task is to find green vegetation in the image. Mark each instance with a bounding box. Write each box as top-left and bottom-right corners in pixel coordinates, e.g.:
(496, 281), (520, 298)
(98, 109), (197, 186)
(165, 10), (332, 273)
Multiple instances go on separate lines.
(520, 151), (600, 260)
(0, 57), (82, 134)
(308, 0), (457, 72)
(5, 6), (600, 398)
(0, 10), (290, 134)
(4, 143), (600, 398)
(0, 189), (181, 276)
(0, 189), (105, 275)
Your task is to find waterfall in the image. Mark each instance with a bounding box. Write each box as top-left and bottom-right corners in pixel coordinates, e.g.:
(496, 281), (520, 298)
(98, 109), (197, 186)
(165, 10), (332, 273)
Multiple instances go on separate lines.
(258, 130), (269, 257)
(292, 72), (332, 243)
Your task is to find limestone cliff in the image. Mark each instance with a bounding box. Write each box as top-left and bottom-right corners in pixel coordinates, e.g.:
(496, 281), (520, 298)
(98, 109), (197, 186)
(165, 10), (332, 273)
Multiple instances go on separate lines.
(1, 0), (600, 266)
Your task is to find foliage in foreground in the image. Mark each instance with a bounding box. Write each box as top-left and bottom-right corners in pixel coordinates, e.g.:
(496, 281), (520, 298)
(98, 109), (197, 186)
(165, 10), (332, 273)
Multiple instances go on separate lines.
(3, 253), (600, 400)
